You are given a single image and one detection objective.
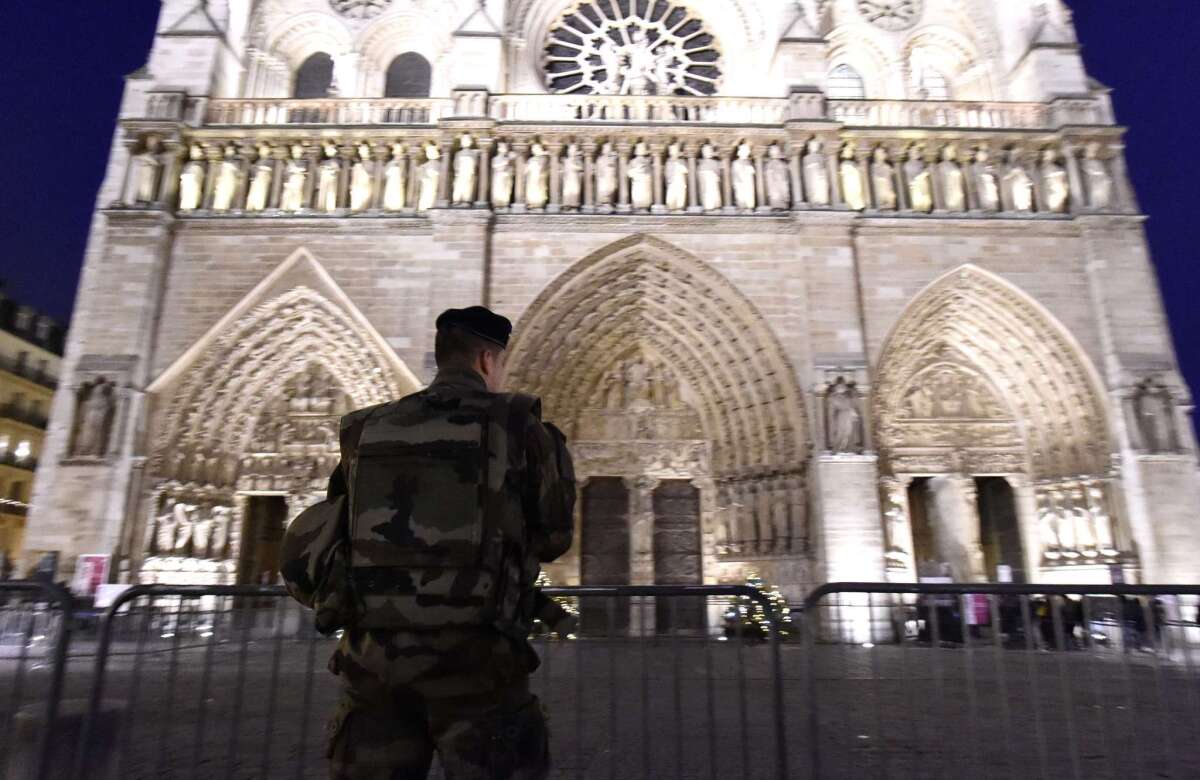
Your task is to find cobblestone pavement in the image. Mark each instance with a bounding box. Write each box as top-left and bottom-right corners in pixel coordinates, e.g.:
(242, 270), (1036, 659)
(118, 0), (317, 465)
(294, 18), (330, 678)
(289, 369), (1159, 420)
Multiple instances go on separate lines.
(5, 627), (1200, 779)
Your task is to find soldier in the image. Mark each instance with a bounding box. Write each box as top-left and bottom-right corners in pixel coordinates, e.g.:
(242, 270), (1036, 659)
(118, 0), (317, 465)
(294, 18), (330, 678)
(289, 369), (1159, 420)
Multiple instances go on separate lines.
(281, 306), (575, 779)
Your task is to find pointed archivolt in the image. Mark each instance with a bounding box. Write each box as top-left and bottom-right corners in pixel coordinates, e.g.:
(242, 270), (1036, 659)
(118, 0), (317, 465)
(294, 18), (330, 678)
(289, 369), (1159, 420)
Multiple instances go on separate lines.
(874, 265), (1111, 479)
(505, 234), (808, 476)
(148, 248), (420, 483)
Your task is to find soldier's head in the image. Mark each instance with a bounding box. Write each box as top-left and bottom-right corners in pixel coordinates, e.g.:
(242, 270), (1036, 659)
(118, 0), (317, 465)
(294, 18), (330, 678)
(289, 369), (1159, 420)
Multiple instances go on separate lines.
(434, 306), (513, 392)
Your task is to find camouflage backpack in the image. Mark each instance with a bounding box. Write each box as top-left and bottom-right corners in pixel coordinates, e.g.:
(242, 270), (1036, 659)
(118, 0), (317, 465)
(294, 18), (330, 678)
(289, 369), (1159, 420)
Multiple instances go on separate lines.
(346, 387), (539, 635)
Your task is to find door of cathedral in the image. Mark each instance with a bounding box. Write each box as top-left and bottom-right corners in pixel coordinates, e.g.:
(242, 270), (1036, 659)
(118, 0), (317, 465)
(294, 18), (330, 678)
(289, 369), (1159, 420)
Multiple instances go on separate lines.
(976, 477), (1025, 583)
(579, 478), (631, 634)
(652, 480), (704, 632)
(237, 495), (287, 585)
(907, 476), (1025, 582)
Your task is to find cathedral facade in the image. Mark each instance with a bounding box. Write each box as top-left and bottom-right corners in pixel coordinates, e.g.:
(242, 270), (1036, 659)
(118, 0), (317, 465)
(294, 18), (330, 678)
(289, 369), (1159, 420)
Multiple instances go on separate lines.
(26, 0), (1200, 597)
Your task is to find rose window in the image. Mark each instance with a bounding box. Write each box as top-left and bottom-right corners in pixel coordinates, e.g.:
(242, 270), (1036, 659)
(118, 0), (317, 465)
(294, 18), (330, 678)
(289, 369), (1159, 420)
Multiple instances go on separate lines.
(543, 0), (722, 96)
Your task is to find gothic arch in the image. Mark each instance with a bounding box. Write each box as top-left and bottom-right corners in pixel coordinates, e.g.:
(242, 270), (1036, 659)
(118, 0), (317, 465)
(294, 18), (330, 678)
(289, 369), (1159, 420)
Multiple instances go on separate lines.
(505, 235), (809, 477)
(874, 265), (1111, 481)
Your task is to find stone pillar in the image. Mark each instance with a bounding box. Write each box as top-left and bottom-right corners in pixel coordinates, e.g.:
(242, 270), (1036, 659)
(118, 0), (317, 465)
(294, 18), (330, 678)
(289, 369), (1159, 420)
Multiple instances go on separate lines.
(406, 146), (424, 210)
(582, 141), (596, 212)
(1109, 142), (1138, 213)
(512, 141), (528, 212)
(1008, 475), (1042, 583)
(370, 143), (390, 209)
(719, 148), (733, 213)
(754, 146), (769, 213)
(338, 144), (357, 209)
(547, 141), (563, 213)
(789, 143), (804, 208)
(436, 139), (453, 208)
(158, 141), (184, 210)
(893, 144), (911, 211)
(616, 142), (631, 212)
(269, 146), (288, 209)
(856, 145), (873, 211)
(685, 143), (701, 212)
(930, 146), (948, 212)
(824, 135), (844, 208)
(627, 475), (659, 636)
(1063, 141), (1086, 215)
(233, 142), (255, 211)
(201, 144), (223, 209)
(928, 475), (986, 582)
(475, 137), (493, 209)
(650, 142), (665, 212)
(302, 144), (321, 209)
(881, 477), (915, 580)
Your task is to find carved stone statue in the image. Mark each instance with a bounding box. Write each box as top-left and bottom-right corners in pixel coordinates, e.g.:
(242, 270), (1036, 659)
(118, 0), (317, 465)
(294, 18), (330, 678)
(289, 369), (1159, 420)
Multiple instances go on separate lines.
(1004, 149), (1035, 213)
(382, 144), (406, 211)
(1134, 380), (1178, 453)
(349, 144), (373, 211)
(905, 146), (933, 213)
(628, 142), (654, 210)
(452, 134), (479, 206)
(971, 147), (1001, 212)
(595, 142), (619, 207)
(74, 378), (114, 457)
(525, 143), (551, 209)
(731, 143), (757, 210)
(125, 135), (162, 205)
(1082, 142), (1112, 210)
(803, 138), (831, 206)
(416, 144), (441, 212)
(664, 143), (688, 211)
(192, 510), (213, 559)
(561, 144), (583, 209)
(211, 146), (243, 212)
(173, 503), (195, 555)
(839, 145), (866, 211)
(872, 147), (897, 211)
(1040, 148), (1070, 213)
(280, 145), (309, 212)
(826, 377), (863, 453)
(697, 144), (722, 211)
(316, 144), (341, 212)
(178, 145), (205, 212)
(765, 143), (790, 210)
(245, 145), (274, 212)
(209, 507), (231, 559)
(154, 505), (177, 555)
(937, 145), (966, 212)
(491, 141), (515, 208)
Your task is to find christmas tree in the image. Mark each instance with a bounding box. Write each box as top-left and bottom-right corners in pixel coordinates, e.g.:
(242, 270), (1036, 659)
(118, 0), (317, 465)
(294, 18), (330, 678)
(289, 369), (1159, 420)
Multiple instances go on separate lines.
(529, 570), (579, 640)
(723, 570), (795, 641)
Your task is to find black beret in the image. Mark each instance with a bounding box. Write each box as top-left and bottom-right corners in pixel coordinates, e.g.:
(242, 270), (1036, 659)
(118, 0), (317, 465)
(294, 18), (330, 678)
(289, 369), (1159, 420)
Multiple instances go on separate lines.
(435, 306), (512, 349)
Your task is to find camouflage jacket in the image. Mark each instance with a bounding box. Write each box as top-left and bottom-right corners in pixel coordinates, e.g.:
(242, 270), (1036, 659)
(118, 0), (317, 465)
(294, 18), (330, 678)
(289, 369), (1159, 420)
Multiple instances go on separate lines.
(282, 369), (575, 686)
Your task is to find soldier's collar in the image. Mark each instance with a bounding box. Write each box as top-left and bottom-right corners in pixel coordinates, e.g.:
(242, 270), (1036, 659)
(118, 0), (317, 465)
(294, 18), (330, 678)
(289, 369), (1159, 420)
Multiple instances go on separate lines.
(429, 368), (488, 392)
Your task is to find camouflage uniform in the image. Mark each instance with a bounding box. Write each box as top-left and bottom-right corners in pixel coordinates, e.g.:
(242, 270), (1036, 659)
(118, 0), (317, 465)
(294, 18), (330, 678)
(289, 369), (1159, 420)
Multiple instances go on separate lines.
(285, 367), (574, 779)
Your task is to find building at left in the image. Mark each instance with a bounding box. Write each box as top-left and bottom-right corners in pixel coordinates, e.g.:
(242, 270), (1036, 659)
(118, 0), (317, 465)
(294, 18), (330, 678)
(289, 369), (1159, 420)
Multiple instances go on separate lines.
(0, 289), (64, 572)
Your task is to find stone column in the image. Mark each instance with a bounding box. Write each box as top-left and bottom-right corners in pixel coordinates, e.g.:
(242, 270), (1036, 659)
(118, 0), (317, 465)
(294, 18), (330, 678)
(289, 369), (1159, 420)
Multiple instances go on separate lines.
(824, 135), (844, 208)
(753, 146), (769, 213)
(582, 141), (596, 212)
(880, 477), (915, 580)
(406, 146), (424, 211)
(436, 139), (453, 208)
(475, 137), (493, 209)
(616, 141), (632, 212)
(201, 144), (223, 209)
(1008, 475), (1042, 583)
(856, 145), (873, 211)
(929, 475), (986, 582)
(512, 141), (529, 212)
(893, 144), (911, 211)
(1109, 142), (1138, 213)
(158, 141), (185, 209)
(547, 141), (563, 213)
(685, 143), (701, 212)
(789, 143), (804, 208)
(234, 142), (256, 210)
(302, 144), (321, 209)
(269, 146), (288, 209)
(370, 143), (390, 210)
(338, 144), (358, 209)
(627, 475), (659, 636)
(650, 142), (665, 212)
(719, 147), (734, 213)
(1062, 141), (1086, 215)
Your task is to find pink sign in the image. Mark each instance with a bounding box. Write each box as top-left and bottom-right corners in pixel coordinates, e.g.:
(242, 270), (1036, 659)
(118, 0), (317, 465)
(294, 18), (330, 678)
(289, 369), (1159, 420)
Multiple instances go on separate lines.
(72, 555), (111, 598)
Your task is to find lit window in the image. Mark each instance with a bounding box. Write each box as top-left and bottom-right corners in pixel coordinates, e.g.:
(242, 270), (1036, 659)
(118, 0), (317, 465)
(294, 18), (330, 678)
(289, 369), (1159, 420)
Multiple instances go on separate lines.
(14, 441), (31, 461)
(828, 64), (866, 99)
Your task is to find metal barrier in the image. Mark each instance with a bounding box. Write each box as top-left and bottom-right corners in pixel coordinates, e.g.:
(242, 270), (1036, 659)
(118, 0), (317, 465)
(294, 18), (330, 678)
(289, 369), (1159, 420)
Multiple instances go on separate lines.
(70, 583), (787, 779)
(801, 583), (1200, 779)
(0, 581), (74, 780)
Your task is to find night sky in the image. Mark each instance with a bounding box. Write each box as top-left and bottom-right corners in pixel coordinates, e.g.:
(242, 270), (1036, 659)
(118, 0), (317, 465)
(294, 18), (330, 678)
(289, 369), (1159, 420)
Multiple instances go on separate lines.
(0, 2), (1196, 397)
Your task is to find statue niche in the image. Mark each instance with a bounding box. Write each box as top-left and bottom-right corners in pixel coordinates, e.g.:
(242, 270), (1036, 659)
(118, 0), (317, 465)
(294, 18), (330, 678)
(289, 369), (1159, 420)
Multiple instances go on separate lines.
(71, 377), (117, 458)
(1129, 377), (1180, 454)
(825, 376), (863, 454)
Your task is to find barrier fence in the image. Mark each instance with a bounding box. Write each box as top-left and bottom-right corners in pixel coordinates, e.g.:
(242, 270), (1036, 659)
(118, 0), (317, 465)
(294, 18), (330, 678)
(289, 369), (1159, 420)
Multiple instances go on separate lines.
(1, 581), (1198, 778)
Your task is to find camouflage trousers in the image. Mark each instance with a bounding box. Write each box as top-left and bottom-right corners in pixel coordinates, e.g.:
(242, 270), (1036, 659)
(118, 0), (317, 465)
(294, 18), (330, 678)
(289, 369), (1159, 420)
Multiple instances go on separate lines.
(327, 674), (549, 779)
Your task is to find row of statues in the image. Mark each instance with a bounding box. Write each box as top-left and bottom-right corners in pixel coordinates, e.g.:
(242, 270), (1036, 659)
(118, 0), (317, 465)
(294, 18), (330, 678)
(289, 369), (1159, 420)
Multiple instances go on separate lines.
(149, 501), (234, 560)
(123, 132), (1119, 215)
(1037, 482), (1119, 559)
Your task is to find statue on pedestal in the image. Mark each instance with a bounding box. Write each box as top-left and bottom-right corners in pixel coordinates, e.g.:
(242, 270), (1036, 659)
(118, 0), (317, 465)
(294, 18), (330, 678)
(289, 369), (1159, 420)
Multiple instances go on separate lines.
(73, 378), (115, 457)
(697, 144), (722, 211)
(826, 377), (863, 453)
(765, 143), (791, 210)
(178, 145), (205, 212)
(937, 145), (966, 212)
(839, 145), (866, 211)
(209, 507), (232, 560)
(595, 142), (619, 207)
(173, 503), (196, 555)
(245, 145), (274, 212)
(125, 135), (162, 205)
(1133, 380), (1178, 453)
(628, 142), (653, 210)
(1040, 148), (1070, 213)
(416, 144), (440, 212)
(664, 143), (688, 211)
(1082, 142), (1112, 210)
(905, 145), (933, 213)
(211, 146), (243, 212)
(525, 143), (551, 209)
(350, 144), (373, 211)
(491, 141), (515, 208)
(872, 147), (897, 211)
(1004, 149), (1035, 213)
(280, 145), (309, 212)
(382, 144), (406, 211)
(803, 138), (831, 206)
(971, 147), (1001, 212)
(732, 143), (757, 210)
(561, 144), (583, 209)
(452, 134), (479, 206)
(154, 505), (177, 556)
(316, 144), (341, 212)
